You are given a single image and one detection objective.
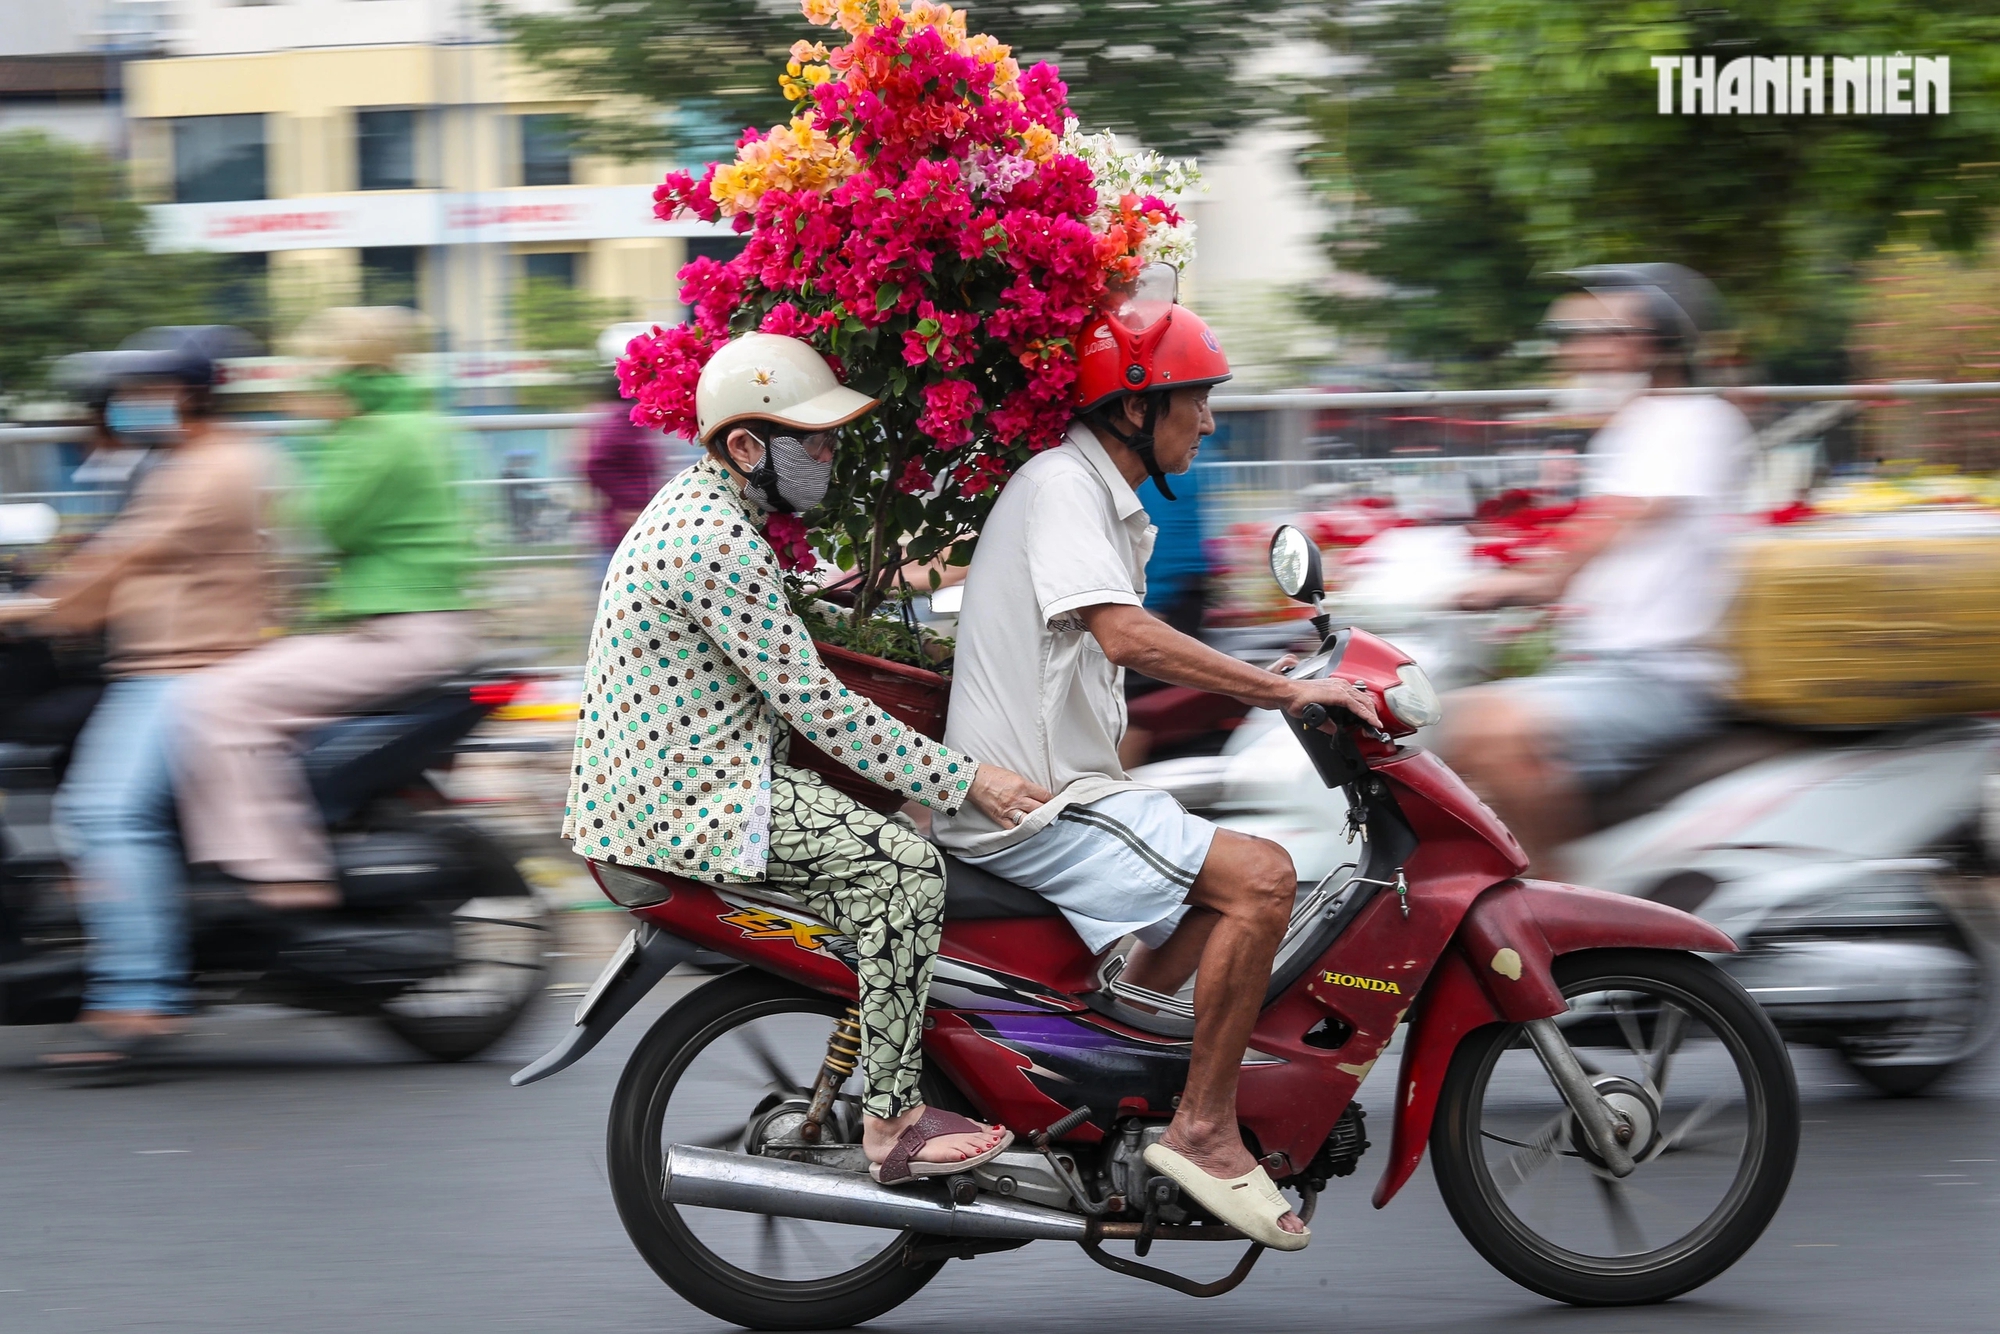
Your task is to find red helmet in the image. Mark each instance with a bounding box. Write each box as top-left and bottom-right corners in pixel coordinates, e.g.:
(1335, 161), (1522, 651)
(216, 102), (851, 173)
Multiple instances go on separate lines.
(1074, 266), (1232, 412)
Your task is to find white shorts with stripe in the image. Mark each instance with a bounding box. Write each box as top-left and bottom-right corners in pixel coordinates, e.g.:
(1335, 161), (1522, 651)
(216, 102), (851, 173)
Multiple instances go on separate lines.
(957, 788), (1216, 953)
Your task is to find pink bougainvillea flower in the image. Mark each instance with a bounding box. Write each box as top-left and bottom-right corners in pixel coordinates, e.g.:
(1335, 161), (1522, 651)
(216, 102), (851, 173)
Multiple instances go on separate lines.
(620, 0), (1195, 587)
(763, 511), (820, 572)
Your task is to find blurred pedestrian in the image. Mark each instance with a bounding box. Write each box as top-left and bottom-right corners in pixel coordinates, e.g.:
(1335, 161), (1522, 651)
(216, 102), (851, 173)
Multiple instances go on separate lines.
(582, 374), (663, 590)
(13, 327), (270, 1067)
(173, 307), (477, 912)
(1117, 464), (1212, 767)
(1441, 264), (1751, 872)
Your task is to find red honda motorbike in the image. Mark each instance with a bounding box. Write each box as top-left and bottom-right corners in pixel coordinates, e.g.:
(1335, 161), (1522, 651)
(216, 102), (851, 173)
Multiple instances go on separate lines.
(516, 525), (1799, 1330)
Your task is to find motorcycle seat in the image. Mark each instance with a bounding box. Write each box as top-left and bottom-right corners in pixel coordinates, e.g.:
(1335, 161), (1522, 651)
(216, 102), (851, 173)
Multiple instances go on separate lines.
(941, 853), (1061, 921)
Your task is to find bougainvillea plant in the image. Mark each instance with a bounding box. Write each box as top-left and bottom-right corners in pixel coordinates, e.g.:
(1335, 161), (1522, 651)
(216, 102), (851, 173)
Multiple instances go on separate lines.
(620, 0), (1197, 627)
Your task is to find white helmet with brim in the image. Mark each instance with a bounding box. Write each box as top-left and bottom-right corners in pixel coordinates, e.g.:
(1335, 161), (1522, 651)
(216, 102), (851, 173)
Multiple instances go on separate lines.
(696, 333), (879, 445)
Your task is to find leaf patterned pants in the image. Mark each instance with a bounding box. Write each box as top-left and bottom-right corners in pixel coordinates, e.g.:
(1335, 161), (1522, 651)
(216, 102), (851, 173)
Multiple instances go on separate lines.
(762, 765), (946, 1119)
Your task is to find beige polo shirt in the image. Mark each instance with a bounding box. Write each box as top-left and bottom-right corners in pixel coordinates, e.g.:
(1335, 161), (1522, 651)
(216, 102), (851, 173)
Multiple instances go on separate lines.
(933, 421), (1157, 858)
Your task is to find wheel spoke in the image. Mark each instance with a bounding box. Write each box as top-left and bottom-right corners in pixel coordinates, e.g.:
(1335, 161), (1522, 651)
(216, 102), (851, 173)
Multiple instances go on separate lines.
(1649, 1002), (1689, 1096)
(691, 1121), (750, 1151)
(1653, 1126), (1742, 1158)
(1646, 1093), (1731, 1163)
(756, 1214), (780, 1274)
(739, 1025), (807, 1095)
(1610, 993), (1650, 1070)
(1492, 1112), (1569, 1189)
(1593, 1175), (1648, 1255)
(778, 1215), (847, 1271)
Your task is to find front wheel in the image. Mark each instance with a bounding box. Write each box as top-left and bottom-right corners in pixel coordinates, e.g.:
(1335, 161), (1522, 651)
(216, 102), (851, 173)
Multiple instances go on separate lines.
(1430, 949), (1799, 1306)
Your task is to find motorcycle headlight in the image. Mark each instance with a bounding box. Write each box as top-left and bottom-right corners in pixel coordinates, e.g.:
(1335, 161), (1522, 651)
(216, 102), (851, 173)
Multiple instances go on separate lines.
(1384, 662), (1444, 730)
(596, 863), (673, 909)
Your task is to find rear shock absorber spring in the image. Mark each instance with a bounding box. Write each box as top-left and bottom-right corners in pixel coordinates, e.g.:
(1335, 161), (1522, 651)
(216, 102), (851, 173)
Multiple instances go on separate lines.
(801, 1006), (863, 1144)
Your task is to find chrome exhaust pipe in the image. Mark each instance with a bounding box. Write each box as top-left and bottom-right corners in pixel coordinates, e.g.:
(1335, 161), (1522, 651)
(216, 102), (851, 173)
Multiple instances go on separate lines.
(664, 1144), (1089, 1241)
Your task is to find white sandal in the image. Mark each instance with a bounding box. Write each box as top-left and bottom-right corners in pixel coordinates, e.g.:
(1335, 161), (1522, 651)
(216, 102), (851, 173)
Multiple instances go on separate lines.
(1142, 1141), (1311, 1251)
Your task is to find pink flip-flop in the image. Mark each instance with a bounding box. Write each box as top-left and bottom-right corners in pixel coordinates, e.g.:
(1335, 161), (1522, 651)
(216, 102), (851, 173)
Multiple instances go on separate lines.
(869, 1108), (1015, 1185)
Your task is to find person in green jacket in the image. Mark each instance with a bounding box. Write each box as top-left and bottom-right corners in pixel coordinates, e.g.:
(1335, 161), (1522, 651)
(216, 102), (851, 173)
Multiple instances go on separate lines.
(173, 307), (478, 910)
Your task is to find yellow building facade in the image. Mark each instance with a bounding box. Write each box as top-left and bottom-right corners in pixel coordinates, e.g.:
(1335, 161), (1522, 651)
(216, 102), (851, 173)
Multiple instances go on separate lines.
(125, 37), (728, 366)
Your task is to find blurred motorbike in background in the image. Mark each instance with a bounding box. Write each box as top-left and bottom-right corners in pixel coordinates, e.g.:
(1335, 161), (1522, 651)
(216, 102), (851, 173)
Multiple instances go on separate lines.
(0, 509), (549, 1060)
(1136, 521), (2000, 1097)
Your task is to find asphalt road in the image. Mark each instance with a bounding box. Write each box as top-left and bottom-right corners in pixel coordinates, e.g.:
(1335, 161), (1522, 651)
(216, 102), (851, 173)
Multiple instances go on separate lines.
(3, 956), (1997, 1334)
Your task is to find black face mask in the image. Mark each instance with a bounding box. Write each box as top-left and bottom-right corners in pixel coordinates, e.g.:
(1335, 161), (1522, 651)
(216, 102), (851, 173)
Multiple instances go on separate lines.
(742, 432), (834, 514)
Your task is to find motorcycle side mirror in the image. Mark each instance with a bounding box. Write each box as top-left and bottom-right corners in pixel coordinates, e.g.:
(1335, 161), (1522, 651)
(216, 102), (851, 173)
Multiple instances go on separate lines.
(1268, 525), (1325, 605)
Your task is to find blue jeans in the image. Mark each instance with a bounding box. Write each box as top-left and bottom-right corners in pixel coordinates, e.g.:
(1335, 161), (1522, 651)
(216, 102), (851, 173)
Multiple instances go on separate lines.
(53, 677), (190, 1015)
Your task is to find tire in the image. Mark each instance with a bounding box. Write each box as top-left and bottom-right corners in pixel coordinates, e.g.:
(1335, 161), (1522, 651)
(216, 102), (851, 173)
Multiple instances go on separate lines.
(607, 970), (943, 1330)
(1839, 1056), (1954, 1098)
(1835, 938), (1994, 1098)
(1431, 949), (1799, 1306)
(378, 820), (549, 1061)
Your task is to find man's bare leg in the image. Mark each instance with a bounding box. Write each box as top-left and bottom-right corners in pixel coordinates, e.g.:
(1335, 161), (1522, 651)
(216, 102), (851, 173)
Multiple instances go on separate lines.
(1440, 688), (1586, 877)
(1155, 830), (1304, 1234)
(1119, 907), (1218, 999)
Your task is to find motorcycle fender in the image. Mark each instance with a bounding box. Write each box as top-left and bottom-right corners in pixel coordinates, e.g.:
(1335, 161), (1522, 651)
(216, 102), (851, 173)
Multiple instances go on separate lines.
(510, 922), (695, 1087)
(1456, 878), (1740, 1023)
(1371, 879), (1739, 1207)
(1371, 949), (1503, 1208)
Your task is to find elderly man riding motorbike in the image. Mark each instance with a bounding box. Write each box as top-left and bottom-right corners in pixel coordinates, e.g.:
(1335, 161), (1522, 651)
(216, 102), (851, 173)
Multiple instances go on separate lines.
(933, 268), (1380, 1249)
(566, 333), (1051, 1181)
(1441, 264), (1752, 874)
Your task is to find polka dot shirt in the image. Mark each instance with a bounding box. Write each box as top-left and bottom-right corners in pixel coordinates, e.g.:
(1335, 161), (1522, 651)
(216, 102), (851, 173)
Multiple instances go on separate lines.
(562, 457), (975, 880)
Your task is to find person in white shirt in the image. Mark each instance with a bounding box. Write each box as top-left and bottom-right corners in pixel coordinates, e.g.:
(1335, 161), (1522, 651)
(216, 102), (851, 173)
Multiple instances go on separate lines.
(937, 278), (1378, 1250)
(1443, 264), (1751, 872)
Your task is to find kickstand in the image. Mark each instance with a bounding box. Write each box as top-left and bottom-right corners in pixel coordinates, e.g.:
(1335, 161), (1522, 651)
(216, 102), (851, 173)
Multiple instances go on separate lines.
(1077, 1237), (1267, 1298)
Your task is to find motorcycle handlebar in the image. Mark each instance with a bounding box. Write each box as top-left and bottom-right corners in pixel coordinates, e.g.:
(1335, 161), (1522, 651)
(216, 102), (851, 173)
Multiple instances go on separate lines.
(1301, 700), (1392, 745)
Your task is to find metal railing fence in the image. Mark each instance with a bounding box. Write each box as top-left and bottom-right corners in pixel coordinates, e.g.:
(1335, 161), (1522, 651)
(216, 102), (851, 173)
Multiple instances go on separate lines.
(4, 378), (1999, 560)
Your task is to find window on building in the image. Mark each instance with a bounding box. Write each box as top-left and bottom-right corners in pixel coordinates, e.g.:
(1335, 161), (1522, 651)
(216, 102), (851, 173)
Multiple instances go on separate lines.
(523, 251), (577, 287)
(362, 247), (422, 309)
(172, 114), (266, 203)
(520, 114), (574, 187)
(684, 235), (748, 267)
(357, 109), (418, 191)
(212, 253), (271, 335)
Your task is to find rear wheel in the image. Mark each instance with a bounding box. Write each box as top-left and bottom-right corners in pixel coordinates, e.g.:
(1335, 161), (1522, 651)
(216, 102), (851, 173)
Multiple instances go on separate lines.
(1431, 950), (1799, 1306)
(607, 970), (943, 1331)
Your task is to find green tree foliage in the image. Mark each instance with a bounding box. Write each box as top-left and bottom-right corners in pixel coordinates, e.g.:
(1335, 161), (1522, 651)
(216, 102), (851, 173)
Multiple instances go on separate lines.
(513, 276), (631, 354)
(0, 130), (222, 395)
(494, 0), (1306, 159)
(1308, 2), (2000, 382)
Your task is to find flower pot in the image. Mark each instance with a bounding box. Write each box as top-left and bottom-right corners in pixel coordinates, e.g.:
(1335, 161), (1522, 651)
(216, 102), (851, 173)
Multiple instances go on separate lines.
(787, 641), (951, 814)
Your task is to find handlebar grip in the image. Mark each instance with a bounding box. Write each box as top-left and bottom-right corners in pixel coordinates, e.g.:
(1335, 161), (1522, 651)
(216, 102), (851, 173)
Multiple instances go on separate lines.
(1301, 703), (1330, 730)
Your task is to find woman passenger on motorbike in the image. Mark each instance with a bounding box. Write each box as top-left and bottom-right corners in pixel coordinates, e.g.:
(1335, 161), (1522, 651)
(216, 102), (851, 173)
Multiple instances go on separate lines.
(10, 327), (271, 1068)
(172, 307), (477, 913)
(566, 334), (1049, 1180)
